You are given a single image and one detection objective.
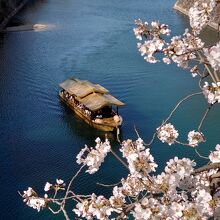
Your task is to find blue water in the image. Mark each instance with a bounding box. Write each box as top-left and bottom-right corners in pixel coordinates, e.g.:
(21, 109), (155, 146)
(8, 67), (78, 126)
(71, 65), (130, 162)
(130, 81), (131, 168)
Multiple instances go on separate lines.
(0, 0), (220, 219)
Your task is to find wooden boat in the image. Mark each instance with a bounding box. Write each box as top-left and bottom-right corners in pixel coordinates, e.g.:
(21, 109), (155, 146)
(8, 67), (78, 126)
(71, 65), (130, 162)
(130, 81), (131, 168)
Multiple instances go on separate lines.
(59, 77), (125, 131)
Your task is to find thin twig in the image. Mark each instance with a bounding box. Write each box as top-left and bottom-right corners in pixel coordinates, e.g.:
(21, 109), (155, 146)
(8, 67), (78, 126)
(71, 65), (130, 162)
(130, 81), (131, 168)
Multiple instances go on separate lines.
(194, 148), (209, 160)
(110, 149), (128, 170)
(198, 104), (213, 131)
(134, 125), (141, 139)
(48, 206), (62, 214)
(62, 165), (85, 208)
(175, 140), (192, 147)
(134, 125), (149, 146)
(96, 181), (121, 187)
(145, 132), (157, 146)
(61, 206), (70, 220)
(163, 92), (202, 124)
(53, 188), (58, 199)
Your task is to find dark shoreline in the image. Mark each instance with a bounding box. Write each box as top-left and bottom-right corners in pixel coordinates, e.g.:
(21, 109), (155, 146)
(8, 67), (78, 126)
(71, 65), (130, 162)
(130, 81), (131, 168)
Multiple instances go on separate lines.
(173, 0), (220, 31)
(0, 0), (29, 30)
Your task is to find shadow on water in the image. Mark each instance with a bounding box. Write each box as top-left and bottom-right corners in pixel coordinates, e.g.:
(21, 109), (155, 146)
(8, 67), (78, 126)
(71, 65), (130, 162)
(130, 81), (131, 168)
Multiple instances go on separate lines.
(59, 99), (122, 143)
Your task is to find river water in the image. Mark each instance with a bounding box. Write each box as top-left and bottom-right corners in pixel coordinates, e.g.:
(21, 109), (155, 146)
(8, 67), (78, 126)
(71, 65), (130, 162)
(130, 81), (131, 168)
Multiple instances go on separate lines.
(0, 0), (220, 219)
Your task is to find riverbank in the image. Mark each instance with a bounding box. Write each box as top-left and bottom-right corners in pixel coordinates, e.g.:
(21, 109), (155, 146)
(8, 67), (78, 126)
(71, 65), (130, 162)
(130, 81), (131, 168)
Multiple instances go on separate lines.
(0, 0), (29, 30)
(173, 0), (220, 31)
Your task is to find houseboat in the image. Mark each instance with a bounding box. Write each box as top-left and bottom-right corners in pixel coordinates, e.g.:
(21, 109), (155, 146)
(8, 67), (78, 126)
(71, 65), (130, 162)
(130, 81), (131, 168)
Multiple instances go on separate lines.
(59, 77), (125, 131)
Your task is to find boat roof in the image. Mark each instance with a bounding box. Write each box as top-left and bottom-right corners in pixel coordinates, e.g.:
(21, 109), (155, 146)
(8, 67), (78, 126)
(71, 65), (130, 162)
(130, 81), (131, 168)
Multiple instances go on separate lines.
(59, 77), (109, 98)
(60, 77), (125, 111)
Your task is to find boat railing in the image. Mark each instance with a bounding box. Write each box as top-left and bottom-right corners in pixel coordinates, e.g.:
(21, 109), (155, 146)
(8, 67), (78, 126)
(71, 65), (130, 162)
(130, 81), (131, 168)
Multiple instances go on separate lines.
(61, 90), (121, 125)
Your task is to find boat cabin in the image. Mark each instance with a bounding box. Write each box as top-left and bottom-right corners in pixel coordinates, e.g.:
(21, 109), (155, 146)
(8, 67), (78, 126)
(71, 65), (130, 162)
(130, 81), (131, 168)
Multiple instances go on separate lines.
(59, 77), (125, 131)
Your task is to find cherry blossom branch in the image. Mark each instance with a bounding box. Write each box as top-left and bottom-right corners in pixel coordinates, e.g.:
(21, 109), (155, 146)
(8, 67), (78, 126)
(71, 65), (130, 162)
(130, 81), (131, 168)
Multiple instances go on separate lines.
(196, 50), (218, 83)
(193, 163), (220, 174)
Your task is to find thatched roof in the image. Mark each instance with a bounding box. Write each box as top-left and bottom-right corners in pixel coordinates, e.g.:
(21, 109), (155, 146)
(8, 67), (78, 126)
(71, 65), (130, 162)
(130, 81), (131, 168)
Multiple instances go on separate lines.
(60, 77), (125, 111)
(78, 93), (124, 111)
(59, 77), (109, 98)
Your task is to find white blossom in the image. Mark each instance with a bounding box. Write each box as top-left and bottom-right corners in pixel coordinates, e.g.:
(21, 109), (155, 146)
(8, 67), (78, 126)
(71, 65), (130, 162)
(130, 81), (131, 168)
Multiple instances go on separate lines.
(137, 38), (164, 63)
(27, 197), (46, 212)
(73, 193), (114, 220)
(21, 187), (47, 212)
(121, 139), (157, 178)
(109, 186), (125, 210)
(121, 175), (145, 196)
(204, 42), (220, 71)
(163, 57), (171, 64)
(187, 130), (205, 147)
(209, 144), (220, 163)
(132, 198), (166, 219)
(56, 179), (64, 185)
(194, 189), (213, 216)
(168, 202), (184, 218)
(133, 19), (148, 40)
(76, 138), (111, 174)
(163, 29), (204, 68)
(189, 0), (216, 35)
(157, 123), (179, 145)
(190, 65), (199, 77)
(203, 81), (220, 104)
(120, 138), (145, 158)
(165, 157), (196, 179)
(127, 148), (158, 177)
(44, 182), (52, 192)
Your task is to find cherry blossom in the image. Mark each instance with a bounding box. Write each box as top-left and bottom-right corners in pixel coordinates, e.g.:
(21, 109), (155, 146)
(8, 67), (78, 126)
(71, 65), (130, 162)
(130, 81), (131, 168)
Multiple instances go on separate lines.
(76, 138), (111, 174)
(193, 189), (214, 217)
(137, 38), (164, 63)
(209, 144), (220, 163)
(204, 42), (220, 71)
(164, 157), (196, 179)
(203, 81), (220, 104)
(44, 182), (52, 192)
(21, 187), (47, 212)
(56, 179), (64, 185)
(163, 29), (204, 68)
(73, 193), (114, 220)
(190, 65), (199, 77)
(189, 0), (216, 35)
(121, 174), (145, 196)
(157, 123), (179, 145)
(133, 19), (148, 40)
(187, 130), (205, 147)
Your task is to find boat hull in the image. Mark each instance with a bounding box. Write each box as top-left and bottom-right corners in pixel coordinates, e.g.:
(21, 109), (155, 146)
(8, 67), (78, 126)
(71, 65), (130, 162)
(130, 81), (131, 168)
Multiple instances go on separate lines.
(59, 93), (122, 131)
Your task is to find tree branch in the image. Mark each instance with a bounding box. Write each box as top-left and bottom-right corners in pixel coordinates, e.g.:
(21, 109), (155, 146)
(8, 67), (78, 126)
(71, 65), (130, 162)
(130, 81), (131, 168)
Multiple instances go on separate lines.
(193, 163), (220, 174)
